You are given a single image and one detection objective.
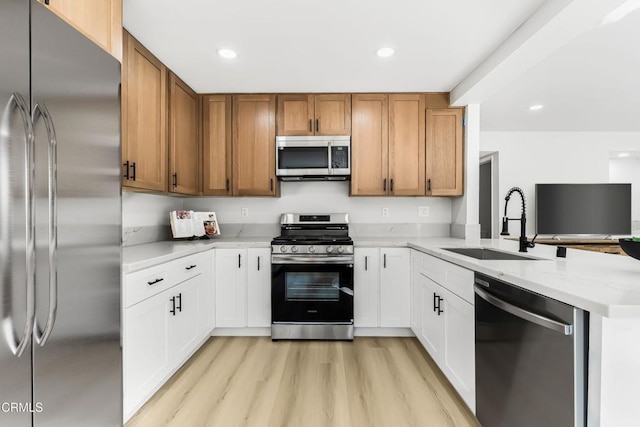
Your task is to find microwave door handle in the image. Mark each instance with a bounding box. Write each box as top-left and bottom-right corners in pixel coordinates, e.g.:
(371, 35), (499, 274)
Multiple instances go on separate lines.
(328, 142), (332, 175)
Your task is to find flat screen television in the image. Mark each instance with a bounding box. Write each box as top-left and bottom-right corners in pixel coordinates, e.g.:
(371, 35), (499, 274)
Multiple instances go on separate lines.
(535, 183), (631, 235)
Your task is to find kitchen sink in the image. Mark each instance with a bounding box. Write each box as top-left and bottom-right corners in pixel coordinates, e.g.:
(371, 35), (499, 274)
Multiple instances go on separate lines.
(442, 247), (540, 261)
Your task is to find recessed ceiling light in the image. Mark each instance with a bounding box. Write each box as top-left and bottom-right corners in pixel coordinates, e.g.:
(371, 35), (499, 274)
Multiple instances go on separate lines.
(216, 48), (237, 59)
(529, 104), (544, 111)
(375, 47), (395, 58)
(618, 152), (630, 157)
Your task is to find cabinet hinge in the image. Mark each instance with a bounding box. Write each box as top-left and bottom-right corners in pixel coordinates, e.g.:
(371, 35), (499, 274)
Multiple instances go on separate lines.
(462, 118), (466, 126)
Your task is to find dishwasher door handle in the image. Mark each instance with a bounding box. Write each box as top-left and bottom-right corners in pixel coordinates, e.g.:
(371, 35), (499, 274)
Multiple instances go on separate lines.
(474, 284), (573, 335)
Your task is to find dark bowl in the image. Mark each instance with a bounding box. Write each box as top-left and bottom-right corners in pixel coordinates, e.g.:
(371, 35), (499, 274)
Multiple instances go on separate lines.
(619, 238), (640, 261)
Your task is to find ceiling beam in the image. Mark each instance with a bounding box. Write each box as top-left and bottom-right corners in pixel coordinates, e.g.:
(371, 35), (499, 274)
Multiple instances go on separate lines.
(450, 0), (629, 106)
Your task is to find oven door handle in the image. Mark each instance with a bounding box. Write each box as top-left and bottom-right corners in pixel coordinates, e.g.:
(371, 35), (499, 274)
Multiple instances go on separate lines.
(339, 287), (354, 297)
(271, 255), (354, 265)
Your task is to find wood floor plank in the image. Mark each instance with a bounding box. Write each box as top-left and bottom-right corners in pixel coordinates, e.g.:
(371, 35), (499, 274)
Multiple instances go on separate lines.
(126, 337), (479, 427)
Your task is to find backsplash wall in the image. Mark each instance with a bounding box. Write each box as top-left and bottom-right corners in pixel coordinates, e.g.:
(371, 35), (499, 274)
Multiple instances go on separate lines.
(185, 181), (452, 225)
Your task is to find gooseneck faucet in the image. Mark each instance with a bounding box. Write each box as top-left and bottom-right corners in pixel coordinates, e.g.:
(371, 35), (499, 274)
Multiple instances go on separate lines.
(500, 187), (535, 253)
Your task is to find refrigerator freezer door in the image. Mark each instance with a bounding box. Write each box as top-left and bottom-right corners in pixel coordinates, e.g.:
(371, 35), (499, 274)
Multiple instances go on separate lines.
(31, 2), (122, 426)
(0, 0), (34, 426)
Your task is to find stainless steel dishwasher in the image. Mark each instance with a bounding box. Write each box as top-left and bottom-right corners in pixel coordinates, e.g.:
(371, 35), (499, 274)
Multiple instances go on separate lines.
(474, 273), (587, 427)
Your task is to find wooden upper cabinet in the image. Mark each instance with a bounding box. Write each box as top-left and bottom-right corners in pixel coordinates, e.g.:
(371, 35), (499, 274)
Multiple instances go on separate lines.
(315, 94), (351, 135)
(169, 73), (199, 196)
(277, 94), (314, 136)
(202, 95), (232, 196)
(389, 94), (425, 196)
(39, 0), (122, 61)
(351, 94), (389, 196)
(277, 94), (351, 135)
(233, 95), (277, 196)
(122, 31), (168, 192)
(426, 109), (464, 196)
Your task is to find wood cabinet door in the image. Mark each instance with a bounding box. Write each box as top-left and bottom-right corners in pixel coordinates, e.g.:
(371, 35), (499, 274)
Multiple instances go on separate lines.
(247, 248), (272, 328)
(277, 94), (314, 136)
(233, 95), (277, 196)
(169, 73), (199, 195)
(426, 109), (464, 196)
(202, 95), (232, 195)
(122, 32), (168, 192)
(379, 248), (411, 327)
(354, 248), (381, 327)
(40, 0), (122, 60)
(389, 94), (425, 196)
(315, 94), (351, 135)
(350, 94), (389, 196)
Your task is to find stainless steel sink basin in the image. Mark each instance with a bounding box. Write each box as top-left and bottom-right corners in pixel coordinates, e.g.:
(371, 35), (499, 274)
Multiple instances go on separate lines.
(442, 247), (540, 261)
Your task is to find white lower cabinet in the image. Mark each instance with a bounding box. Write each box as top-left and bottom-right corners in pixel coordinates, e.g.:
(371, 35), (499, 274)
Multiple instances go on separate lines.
(411, 249), (475, 413)
(354, 248), (380, 327)
(354, 247), (410, 328)
(215, 247), (271, 328)
(215, 249), (246, 327)
(123, 250), (213, 421)
(247, 248), (272, 327)
(124, 287), (172, 418)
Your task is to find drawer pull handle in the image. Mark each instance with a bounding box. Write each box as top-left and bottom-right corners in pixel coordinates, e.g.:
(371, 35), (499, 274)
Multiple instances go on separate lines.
(185, 265), (197, 270)
(148, 278), (164, 286)
(170, 296), (176, 316)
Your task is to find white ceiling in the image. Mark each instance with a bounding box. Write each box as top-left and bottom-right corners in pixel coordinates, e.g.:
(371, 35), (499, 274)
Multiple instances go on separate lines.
(123, 0), (545, 93)
(123, 0), (640, 132)
(480, 5), (640, 131)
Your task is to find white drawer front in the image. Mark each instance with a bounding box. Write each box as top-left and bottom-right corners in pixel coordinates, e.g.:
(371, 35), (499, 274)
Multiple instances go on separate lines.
(174, 251), (209, 284)
(125, 266), (176, 308)
(444, 262), (474, 305)
(418, 252), (446, 285)
(125, 251), (212, 308)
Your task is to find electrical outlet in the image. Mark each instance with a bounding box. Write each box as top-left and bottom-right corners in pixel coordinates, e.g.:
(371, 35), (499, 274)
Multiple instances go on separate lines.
(418, 206), (430, 217)
(382, 207), (389, 218)
(241, 207), (249, 218)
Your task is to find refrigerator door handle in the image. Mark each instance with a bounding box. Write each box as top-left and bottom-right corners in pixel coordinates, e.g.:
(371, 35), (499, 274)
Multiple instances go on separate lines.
(1, 92), (36, 357)
(32, 102), (58, 346)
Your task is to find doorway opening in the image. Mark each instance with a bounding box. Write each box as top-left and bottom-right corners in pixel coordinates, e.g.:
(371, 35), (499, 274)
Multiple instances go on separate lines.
(479, 152), (499, 239)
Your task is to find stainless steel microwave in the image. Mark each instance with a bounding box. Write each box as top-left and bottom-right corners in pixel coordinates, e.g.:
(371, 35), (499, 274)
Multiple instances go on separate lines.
(275, 135), (351, 181)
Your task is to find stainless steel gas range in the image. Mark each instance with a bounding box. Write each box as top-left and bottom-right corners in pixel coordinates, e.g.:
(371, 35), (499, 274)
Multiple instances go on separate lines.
(271, 213), (354, 340)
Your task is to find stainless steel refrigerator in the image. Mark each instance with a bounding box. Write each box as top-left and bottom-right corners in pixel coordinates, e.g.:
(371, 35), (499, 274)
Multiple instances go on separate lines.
(1, 1), (122, 426)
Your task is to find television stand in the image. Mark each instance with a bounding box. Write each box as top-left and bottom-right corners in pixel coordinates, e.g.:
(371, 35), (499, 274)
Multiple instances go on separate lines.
(509, 237), (625, 255)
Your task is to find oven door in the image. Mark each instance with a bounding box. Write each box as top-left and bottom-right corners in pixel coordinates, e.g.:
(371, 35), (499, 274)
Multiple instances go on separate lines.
(276, 140), (330, 177)
(271, 257), (354, 323)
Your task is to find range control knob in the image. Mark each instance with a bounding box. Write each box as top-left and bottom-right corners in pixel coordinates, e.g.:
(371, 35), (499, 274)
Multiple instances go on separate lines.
(308, 246), (316, 253)
(337, 246), (344, 254)
(326, 246), (334, 253)
(280, 246), (287, 253)
(291, 246), (298, 253)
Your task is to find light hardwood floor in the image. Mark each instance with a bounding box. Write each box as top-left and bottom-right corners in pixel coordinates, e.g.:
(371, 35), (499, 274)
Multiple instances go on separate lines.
(126, 337), (480, 427)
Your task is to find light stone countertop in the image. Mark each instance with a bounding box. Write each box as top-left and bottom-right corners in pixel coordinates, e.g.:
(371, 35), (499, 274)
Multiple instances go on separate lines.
(123, 236), (640, 319)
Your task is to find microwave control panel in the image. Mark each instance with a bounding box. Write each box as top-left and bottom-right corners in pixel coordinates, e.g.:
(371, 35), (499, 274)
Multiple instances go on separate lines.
(331, 146), (349, 168)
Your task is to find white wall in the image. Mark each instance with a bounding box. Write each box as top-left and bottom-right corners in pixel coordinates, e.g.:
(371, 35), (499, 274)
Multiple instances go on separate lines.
(122, 192), (184, 227)
(481, 131), (640, 236)
(609, 158), (640, 226)
(185, 181), (452, 225)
